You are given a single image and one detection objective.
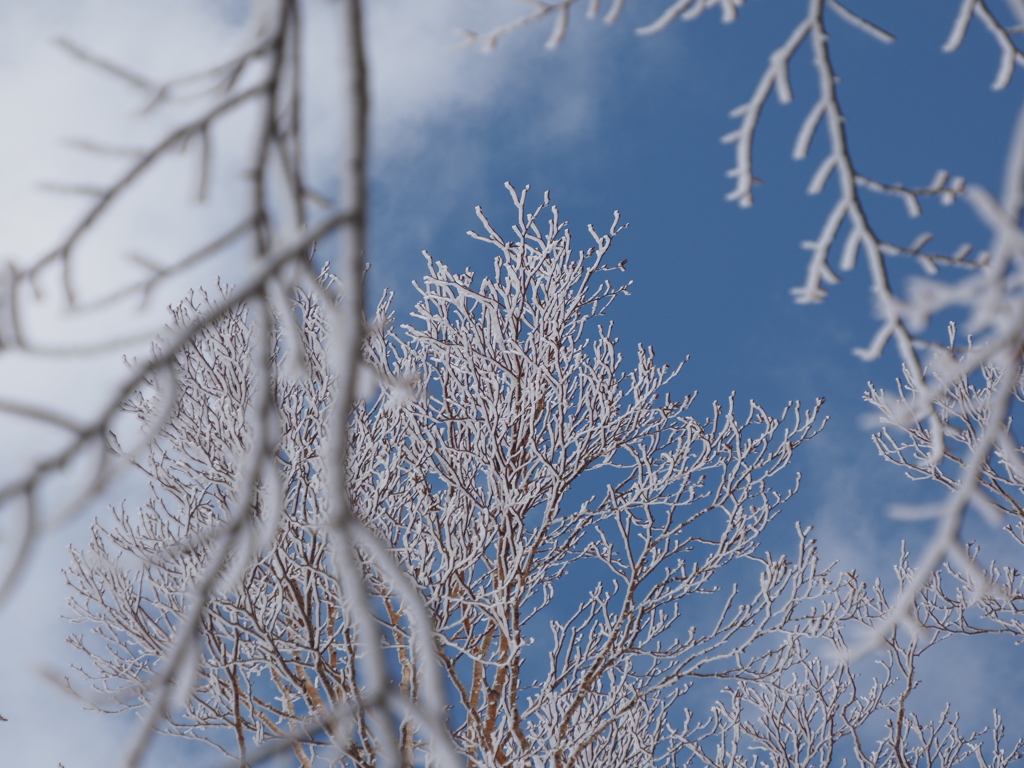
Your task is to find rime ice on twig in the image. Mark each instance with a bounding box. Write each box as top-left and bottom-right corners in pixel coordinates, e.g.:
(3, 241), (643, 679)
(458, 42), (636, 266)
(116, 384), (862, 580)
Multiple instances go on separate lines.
(460, 0), (748, 52)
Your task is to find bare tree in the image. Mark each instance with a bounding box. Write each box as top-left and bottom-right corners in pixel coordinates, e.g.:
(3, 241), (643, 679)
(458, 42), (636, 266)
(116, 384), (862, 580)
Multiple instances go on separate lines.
(68, 187), (1024, 767)
(67, 187), (834, 766)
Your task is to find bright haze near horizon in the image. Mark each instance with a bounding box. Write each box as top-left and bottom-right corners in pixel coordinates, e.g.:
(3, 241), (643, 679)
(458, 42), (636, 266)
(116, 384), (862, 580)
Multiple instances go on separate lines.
(0, 1), (1022, 765)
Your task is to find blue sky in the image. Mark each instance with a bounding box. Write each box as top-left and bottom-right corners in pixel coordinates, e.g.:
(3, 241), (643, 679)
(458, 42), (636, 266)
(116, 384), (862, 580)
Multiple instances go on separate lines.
(2, 0), (1024, 765)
